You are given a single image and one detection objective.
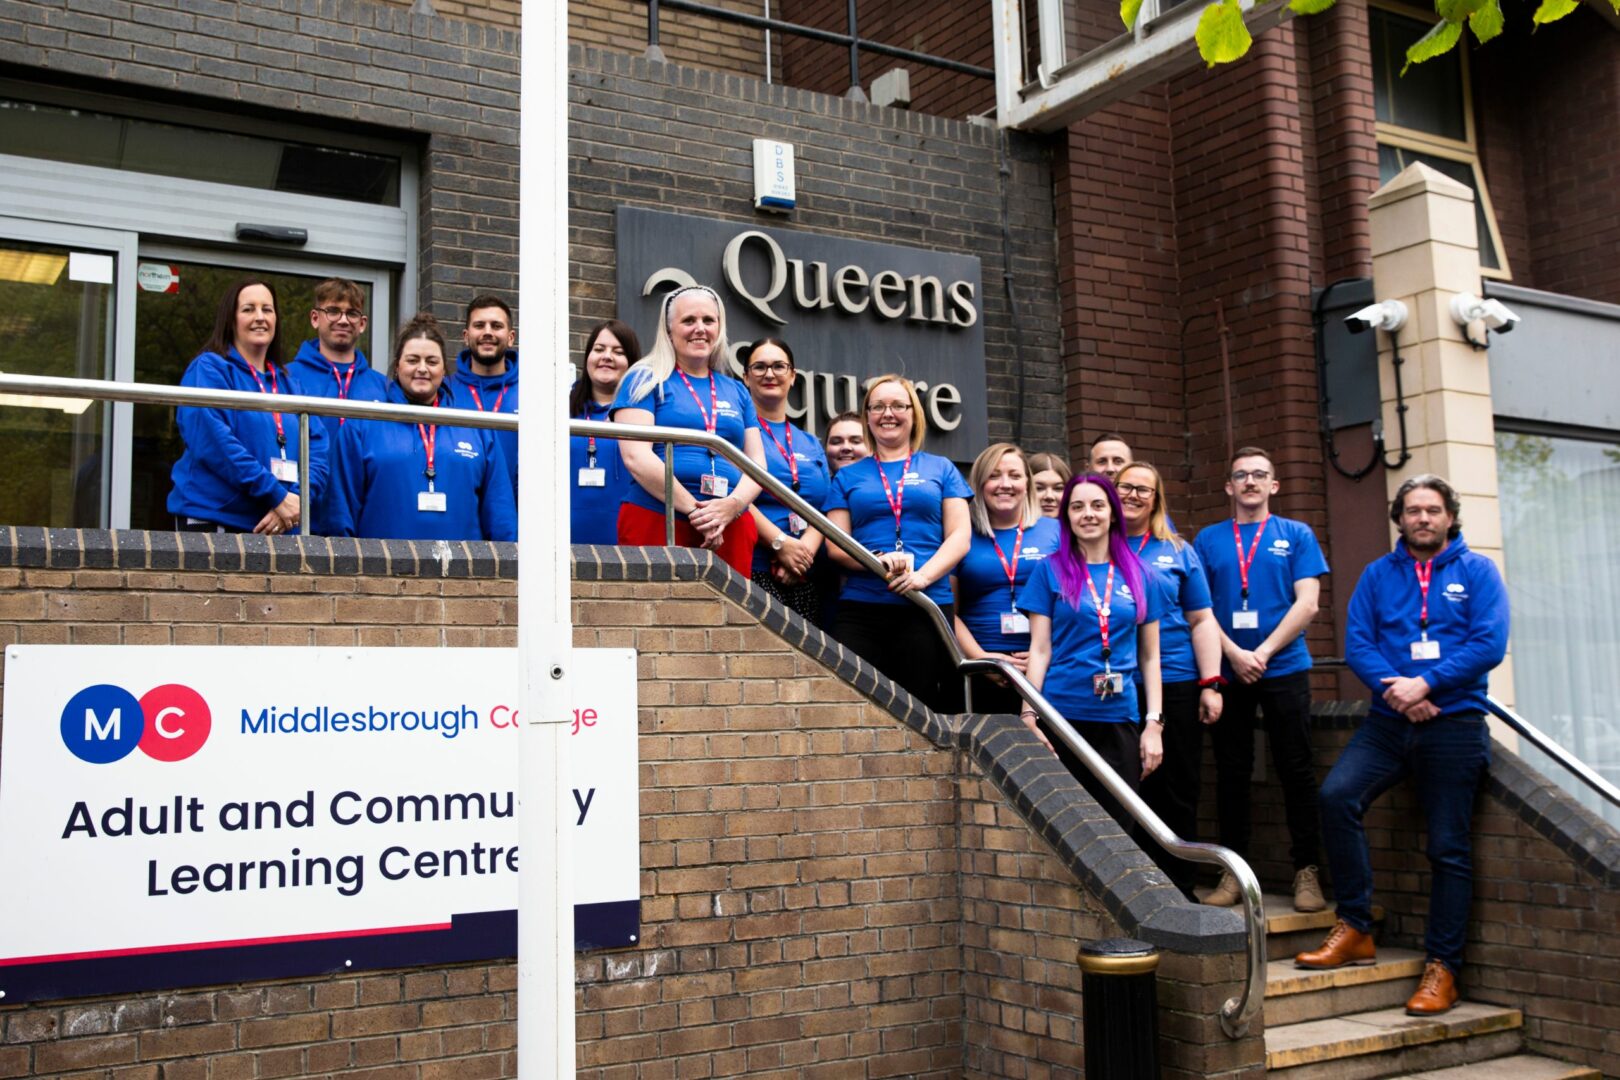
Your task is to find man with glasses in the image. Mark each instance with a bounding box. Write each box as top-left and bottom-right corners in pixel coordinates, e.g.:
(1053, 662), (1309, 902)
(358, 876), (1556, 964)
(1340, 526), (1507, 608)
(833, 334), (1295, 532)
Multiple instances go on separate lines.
(1193, 446), (1330, 911)
(290, 278), (388, 534)
(449, 295), (520, 496)
(1296, 474), (1507, 1016)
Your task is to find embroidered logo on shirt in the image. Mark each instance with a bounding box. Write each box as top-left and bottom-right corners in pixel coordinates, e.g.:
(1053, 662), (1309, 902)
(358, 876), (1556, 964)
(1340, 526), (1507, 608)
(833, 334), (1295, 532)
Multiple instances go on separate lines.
(1271, 538), (1291, 552)
(1444, 582), (1467, 601)
(1155, 554), (1175, 567)
(454, 441), (479, 459)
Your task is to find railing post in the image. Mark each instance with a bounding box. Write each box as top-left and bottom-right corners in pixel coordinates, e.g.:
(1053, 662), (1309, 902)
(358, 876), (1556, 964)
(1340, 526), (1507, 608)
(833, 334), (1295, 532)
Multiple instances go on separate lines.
(298, 412), (313, 537)
(663, 442), (676, 546)
(1078, 939), (1160, 1080)
(845, 0), (867, 100)
(646, 0), (666, 60)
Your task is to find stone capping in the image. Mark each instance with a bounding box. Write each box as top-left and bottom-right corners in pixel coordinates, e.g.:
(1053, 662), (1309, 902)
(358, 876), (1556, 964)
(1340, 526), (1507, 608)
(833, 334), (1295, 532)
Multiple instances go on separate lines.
(0, 527), (1245, 956)
(1312, 700), (1620, 889)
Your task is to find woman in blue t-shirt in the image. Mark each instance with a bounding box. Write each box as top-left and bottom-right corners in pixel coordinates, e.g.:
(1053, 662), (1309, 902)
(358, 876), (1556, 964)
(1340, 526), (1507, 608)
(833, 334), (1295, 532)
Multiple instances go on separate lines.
(568, 319), (639, 544)
(613, 285), (767, 576)
(825, 374), (972, 713)
(740, 337), (831, 621)
(952, 443), (1061, 715)
(1018, 473), (1164, 798)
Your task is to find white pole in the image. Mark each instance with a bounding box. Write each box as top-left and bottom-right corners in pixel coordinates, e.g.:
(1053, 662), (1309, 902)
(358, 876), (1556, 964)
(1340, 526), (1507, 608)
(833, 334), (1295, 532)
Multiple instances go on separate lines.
(517, 0), (575, 1075)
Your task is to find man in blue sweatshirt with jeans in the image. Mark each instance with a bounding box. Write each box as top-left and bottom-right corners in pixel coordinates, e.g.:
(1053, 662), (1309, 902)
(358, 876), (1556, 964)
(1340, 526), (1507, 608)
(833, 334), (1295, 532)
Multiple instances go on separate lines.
(1296, 474), (1509, 1018)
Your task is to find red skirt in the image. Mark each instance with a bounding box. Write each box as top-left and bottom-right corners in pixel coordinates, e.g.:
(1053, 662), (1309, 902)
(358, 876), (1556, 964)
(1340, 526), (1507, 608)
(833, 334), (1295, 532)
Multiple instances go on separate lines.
(617, 502), (758, 578)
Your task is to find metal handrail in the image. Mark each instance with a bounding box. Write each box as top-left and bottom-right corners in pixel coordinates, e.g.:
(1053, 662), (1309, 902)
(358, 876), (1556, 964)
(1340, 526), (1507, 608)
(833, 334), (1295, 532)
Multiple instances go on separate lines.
(0, 371), (1265, 1037)
(1485, 696), (1620, 810)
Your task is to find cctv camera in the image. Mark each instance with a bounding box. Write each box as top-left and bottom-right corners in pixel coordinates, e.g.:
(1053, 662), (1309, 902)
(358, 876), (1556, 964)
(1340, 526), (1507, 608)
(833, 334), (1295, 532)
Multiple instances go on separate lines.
(1344, 299), (1409, 335)
(1479, 298), (1519, 333)
(1449, 292), (1521, 331)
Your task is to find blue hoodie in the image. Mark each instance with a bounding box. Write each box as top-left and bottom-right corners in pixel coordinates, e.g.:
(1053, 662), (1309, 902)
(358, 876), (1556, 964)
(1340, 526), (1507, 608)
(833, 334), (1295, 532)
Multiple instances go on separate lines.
(288, 339), (391, 533)
(167, 349), (330, 532)
(326, 381), (517, 542)
(448, 349), (519, 495)
(1345, 534), (1509, 719)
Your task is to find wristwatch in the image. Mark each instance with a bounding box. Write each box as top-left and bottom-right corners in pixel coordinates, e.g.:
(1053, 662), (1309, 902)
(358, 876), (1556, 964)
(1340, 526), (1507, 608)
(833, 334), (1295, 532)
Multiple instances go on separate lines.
(1144, 712), (1165, 726)
(1197, 676), (1229, 689)
(770, 535), (785, 552)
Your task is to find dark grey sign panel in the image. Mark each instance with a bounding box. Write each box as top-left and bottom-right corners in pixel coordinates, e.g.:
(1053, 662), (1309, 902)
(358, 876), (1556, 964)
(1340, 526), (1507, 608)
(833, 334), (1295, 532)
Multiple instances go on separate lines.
(615, 207), (988, 461)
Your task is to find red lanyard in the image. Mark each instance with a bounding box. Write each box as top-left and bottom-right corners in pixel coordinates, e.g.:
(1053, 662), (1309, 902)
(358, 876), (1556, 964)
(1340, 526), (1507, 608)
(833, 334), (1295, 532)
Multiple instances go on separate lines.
(1134, 532), (1150, 555)
(675, 370), (718, 434)
(991, 524), (1025, 607)
(245, 363), (285, 451)
(466, 385), (509, 415)
(1414, 557), (1434, 637)
(875, 453), (914, 550)
(1232, 516), (1269, 604)
(1083, 562), (1117, 666)
(761, 419), (800, 491)
(327, 362), (355, 427)
(416, 398), (440, 487)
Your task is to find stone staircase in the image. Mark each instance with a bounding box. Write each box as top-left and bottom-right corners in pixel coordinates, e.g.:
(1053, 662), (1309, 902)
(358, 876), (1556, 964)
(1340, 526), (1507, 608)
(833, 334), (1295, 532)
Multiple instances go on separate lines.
(1253, 895), (1598, 1079)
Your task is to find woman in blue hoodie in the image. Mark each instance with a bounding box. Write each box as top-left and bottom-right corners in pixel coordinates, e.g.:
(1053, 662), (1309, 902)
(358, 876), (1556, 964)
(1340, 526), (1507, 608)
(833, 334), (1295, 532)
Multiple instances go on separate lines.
(168, 278), (328, 535)
(568, 319), (639, 544)
(327, 313), (517, 542)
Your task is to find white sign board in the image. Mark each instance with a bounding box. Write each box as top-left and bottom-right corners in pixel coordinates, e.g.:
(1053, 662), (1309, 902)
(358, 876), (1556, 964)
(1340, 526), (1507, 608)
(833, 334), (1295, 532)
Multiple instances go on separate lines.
(0, 646), (639, 1004)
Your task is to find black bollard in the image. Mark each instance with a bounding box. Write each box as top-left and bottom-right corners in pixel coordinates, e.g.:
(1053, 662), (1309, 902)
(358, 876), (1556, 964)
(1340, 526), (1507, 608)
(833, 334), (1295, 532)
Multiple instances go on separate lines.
(1078, 938), (1160, 1080)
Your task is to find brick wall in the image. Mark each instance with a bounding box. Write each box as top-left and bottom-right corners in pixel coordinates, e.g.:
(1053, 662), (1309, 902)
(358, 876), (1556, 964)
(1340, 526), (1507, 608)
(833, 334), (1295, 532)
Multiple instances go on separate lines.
(0, 532), (1257, 1078)
(572, 0), (772, 82)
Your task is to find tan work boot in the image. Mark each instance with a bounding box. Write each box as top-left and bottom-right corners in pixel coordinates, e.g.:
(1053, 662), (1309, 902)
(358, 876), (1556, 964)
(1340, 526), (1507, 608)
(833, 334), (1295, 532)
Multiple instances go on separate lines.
(1204, 870), (1242, 907)
(1293, 865), (1326, 913)
(1406, 960), (1460, 1016)
(1295, 919), (1377, 969)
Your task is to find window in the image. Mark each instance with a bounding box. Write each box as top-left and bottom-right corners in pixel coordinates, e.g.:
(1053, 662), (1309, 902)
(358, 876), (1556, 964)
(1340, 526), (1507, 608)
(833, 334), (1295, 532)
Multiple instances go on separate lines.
(1370, 4), (1510, 277)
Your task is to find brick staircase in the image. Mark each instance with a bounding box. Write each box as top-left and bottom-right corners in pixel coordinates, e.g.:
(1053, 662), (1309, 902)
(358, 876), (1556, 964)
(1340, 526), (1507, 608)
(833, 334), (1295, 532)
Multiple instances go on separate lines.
(1253, 895), (1597, 1079)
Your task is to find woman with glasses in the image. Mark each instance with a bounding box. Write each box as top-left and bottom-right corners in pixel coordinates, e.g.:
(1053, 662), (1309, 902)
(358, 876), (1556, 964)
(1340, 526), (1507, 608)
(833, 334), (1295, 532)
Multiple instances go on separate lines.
(569, 319), (640, 544)
(1117, 460), (1225, 900)
(327, 313), (516, 541)
(1027, 452), (1072, 519)
(613, 285), (767, 575)
(740, 337), (831, 619)
(952, 443), (1062, 714)
(824, 374), (972, 712)
(169, 278), (329, 536)
(1018, 473), (1164, 804)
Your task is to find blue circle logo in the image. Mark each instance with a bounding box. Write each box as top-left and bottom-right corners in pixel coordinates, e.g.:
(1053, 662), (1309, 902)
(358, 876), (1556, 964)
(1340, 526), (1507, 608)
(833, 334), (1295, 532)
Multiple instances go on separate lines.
(60, 684), (145, 764)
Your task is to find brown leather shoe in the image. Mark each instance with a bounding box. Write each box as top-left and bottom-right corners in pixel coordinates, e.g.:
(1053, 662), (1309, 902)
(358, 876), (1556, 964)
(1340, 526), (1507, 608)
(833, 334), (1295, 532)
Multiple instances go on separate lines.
(1294, 919), (1377, 969)
(1406, 959), (1460, 1015)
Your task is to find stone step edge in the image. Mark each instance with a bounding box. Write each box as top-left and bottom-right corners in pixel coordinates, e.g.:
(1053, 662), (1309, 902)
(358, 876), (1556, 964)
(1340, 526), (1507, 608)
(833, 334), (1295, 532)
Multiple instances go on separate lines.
(1396, 1052), (1601, 1079)
(1260, 895), (1387, 937)
(1265, 949), (1427, 998)
(1264, 1003), (1524, 1070)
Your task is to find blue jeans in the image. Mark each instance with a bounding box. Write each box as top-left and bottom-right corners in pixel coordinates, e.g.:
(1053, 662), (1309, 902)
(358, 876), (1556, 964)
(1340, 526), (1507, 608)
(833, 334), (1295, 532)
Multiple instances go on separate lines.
(1319, 710), (1490, 973)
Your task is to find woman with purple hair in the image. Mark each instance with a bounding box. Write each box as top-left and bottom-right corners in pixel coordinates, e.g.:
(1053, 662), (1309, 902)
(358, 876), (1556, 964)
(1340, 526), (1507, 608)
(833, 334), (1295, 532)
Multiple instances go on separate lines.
(1017, 473), (1166, 796)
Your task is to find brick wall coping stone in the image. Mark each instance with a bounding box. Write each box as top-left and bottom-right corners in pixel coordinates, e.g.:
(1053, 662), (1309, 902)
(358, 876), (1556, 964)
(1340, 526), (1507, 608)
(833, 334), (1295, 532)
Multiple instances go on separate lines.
(0, 526), (1247, 954)
(1310, 699), (1620, 888)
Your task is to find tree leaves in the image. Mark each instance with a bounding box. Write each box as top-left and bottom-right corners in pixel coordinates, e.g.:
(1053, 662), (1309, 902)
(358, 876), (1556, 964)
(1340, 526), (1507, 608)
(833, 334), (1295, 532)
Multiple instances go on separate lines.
(1196, 0), (1253, 67)
(1468, 0), (1504, 42)
(1401, 17), (1462, 73)
(1121, 0), (1146, 30)
(1531, 0), (1580, 23)
(1288, 0), (1338, 15)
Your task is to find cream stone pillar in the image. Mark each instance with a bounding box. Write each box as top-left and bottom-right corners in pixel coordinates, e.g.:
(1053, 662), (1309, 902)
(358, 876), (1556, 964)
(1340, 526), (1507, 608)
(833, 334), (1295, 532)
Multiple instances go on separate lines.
(1368, 162), (1517, 736)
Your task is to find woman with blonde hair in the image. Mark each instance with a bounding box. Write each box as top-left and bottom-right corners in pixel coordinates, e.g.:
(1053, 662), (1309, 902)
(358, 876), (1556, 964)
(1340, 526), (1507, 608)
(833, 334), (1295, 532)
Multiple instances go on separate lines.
(612, 285), (767, 575)
(1027, 452), (1072, 519)
(952, 443), (1062, 714)
(824, 374), (972, 711)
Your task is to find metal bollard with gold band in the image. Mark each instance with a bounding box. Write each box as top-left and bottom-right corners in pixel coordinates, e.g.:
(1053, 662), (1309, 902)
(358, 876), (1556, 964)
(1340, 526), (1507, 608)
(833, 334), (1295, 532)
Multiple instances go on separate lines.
(1078, 938), (1160, 1079)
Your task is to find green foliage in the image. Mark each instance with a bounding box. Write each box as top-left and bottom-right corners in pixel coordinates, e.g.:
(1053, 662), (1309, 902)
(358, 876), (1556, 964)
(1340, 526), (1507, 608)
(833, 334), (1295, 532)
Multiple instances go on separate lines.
(1121, 0), (1146, 30)
(1401, 18), (1462, 74)
(1287, 0), (1337, 15)
(1532, 0), (1581, 22)
(1468, 0), (1505, 43)
(1196, 0), (1253, 67)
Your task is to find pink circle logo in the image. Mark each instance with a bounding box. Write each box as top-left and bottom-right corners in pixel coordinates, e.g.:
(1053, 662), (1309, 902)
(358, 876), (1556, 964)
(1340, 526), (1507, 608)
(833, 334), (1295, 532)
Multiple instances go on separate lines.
(136, 684), (212, 762)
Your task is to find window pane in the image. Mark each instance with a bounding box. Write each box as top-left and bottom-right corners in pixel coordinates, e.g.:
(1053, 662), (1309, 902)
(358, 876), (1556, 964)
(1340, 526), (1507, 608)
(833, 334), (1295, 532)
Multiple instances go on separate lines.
(1377, 144), (1501, 270)
(0, 241), (112, 527)
(1370, 8), (1467, 142)
(1497, 430), (1620, 828)
(0, 98), (401, 207)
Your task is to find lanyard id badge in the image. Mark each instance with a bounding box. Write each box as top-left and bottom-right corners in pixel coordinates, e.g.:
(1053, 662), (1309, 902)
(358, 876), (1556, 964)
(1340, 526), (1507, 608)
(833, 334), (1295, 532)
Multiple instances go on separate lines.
(787, 512), (808, 535)
(1410, 557), (1442, 659)
(417, 404), (446, 512)
(579, 432), (606, 487)
(270, 458), (300, 483)
(1001, 612), (1031, 635)
(1085, 563), (1122, 698)
(248, 362), (296, 483)
(699, 473), (729, 497)
(1231, 516), (1269, 629)
(677, 370), (728, 498)
(993, 524), (1030, 635)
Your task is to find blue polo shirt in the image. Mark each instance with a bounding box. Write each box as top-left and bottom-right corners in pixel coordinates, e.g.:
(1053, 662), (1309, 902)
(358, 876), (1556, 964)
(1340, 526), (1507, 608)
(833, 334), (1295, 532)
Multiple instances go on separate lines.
(611, 367), (758, 518)
(1193, 515), (1329, 679)
(955, 517), (1062, 653)
(1135, 534), (1213, 684)
(1018, 558), (1166, 724)
(824, 452), (972, 608)
(752, 417), (832, 574)
(570, 400), (629, 545)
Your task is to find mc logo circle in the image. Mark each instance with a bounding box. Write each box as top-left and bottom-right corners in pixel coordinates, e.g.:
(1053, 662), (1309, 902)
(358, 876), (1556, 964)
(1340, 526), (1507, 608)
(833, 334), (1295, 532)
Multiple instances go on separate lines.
(60, 682), (212, 764)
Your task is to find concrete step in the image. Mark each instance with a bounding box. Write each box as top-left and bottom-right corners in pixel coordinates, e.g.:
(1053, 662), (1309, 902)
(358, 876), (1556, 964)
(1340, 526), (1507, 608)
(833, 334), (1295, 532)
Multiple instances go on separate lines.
(1264, 947), (1427, 1026)
(1396, 1053), (1601, 1078)
(1264, 1001), (1524, 1080)
(1245, 892), (1384, 962)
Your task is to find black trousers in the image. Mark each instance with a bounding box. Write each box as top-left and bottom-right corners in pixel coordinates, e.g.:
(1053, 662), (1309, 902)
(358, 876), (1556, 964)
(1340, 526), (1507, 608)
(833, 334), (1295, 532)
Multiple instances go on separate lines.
(835, 599), (964, 714)
(968, 670), (1025, 715)
(1211, 669), (1321, 870)
(1139, 679), (1209, 897)
(1042, 714), (1144, 840)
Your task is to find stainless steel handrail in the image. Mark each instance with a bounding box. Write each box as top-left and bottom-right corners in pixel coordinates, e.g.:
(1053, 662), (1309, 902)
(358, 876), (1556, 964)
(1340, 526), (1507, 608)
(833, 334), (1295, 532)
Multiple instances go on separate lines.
(0, 371), (1265, 1037)
(1486, 695), (1620, 810)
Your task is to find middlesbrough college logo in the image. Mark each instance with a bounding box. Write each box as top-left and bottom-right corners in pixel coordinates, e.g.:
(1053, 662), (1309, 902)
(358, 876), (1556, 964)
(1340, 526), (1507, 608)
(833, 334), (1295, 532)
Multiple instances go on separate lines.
(59, 684), (211, 764)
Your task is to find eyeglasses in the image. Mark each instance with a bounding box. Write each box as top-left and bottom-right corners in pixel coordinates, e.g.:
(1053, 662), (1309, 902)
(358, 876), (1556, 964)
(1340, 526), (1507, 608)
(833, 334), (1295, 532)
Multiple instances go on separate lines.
(866, 402), (913, 415)
(748, 362), (791, 376)
(316, 307), (366, 324)
(1231, 469), (1272, 483)
(1116, 483), (1155, 499)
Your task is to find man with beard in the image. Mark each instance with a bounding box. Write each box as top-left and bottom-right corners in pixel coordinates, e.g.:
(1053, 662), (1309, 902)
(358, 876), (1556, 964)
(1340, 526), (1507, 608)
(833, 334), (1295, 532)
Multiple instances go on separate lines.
(449, 295), (520, 495)
(1295, 474), (1508, 1018)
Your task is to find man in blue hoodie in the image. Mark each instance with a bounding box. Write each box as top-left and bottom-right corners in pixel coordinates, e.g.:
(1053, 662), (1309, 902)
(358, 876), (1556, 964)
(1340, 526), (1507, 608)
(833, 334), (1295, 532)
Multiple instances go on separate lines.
(1295, 474), (1509, 1019)
(449, 294), (519, 498)
(288, 278), (390, 534)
